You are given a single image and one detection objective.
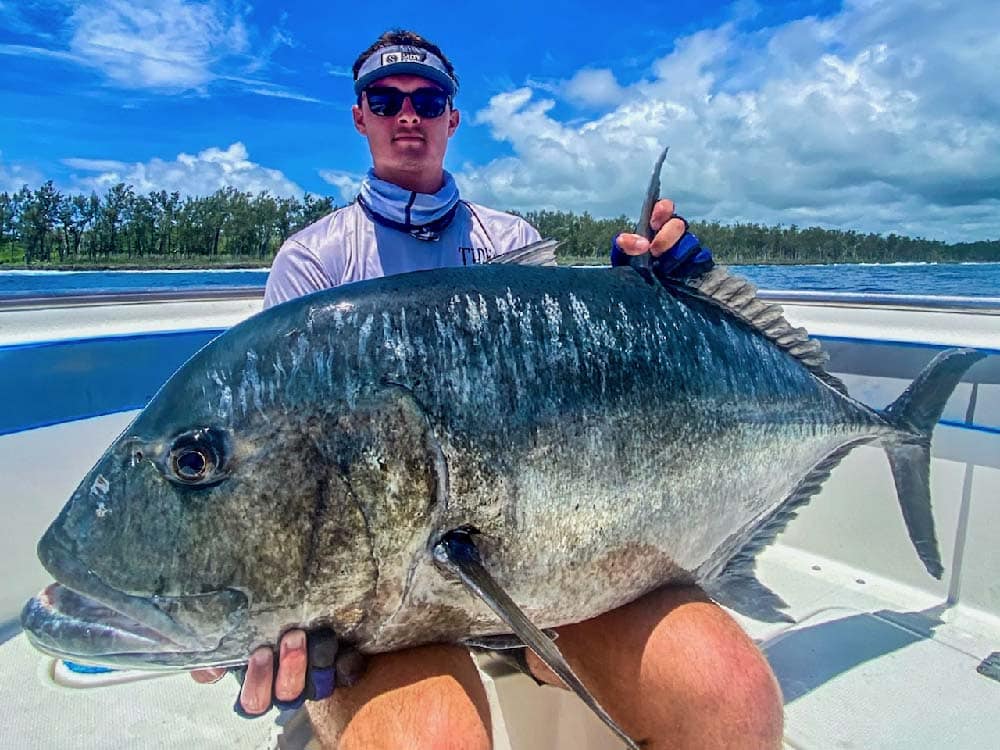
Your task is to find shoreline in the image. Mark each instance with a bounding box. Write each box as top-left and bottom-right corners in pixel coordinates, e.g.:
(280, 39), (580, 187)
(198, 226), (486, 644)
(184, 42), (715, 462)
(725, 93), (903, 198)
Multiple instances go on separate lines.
(2, 259), (998, 272)
(0, 263), (271, 272)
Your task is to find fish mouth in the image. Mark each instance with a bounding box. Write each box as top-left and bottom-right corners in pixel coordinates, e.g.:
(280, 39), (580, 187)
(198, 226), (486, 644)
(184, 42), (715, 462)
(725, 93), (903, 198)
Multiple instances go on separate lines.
(21, 534), (250, 669)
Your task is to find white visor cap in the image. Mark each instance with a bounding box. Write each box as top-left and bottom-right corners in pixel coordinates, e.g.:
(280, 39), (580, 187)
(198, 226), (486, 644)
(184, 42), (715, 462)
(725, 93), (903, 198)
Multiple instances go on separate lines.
(354, 45), (457, 97)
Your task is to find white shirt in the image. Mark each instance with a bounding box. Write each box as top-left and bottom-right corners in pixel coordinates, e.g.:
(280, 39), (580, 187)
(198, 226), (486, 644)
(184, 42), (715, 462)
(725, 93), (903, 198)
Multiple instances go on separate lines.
(263, 201), (541, 309)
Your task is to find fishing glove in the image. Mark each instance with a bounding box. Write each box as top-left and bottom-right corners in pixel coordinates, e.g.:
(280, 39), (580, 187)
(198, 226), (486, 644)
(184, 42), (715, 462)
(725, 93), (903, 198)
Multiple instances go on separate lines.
(611, 218), (715, 281)
(231, 627), (338, 718)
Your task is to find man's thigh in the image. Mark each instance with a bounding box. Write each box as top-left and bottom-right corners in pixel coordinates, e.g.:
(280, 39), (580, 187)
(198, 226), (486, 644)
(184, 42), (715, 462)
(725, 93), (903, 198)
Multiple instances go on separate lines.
(306, 586), (782, 750)
(306, 642), (492, 750)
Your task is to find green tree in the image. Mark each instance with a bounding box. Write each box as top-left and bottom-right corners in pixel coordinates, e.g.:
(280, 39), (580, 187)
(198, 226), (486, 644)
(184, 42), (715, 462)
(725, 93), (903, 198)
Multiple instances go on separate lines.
(98, 183), (133, 258)
(19, 181), (61, 264)
(0, 191), (15, 262)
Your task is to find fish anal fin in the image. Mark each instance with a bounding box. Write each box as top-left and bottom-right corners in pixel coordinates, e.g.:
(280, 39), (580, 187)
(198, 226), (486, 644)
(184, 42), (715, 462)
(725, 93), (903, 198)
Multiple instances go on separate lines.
(704, 439), (870, 619)
(705, 574), (794, 624)
(433, 528), (641, 750)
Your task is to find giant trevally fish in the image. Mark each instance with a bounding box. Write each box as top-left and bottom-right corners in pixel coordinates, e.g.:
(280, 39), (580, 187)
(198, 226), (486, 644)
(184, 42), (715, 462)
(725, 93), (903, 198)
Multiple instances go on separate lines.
(22, 152), (984, 748)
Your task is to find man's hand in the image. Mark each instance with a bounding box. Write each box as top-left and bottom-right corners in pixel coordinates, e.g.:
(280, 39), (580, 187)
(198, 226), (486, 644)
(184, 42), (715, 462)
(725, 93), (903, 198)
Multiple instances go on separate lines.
(614, 199), (687, 258)
(612, 198), (714, 280)
(191, 628), (337, 717)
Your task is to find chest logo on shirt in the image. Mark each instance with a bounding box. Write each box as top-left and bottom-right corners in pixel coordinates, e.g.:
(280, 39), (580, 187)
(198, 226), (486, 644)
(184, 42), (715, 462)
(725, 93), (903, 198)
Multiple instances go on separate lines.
(459, 246), (496, 265)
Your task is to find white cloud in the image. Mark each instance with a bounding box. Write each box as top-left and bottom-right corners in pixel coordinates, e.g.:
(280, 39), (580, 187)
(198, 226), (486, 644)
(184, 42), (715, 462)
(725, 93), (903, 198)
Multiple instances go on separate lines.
(63, 142), (304, 197)
(67, 0), (251, 90)
(318, 170), (364, 203)
(221, 76), (324, 103)
(458, 0), (1000, 241)
(0, 43), (83, 65)
(558, 68), (626, 108)
(62, 157), (129, 172)
(0, 154), (45, 193)
(324, 63), (353, 79)
(3, 0), (309, 99)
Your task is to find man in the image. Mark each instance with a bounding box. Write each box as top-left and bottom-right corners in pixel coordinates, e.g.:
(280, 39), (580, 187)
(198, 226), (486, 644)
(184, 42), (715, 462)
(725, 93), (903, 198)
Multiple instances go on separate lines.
(193, 29), (783, 750)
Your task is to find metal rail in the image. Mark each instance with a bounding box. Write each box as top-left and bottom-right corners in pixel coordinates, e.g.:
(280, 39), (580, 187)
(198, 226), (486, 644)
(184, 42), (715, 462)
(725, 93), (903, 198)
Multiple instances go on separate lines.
(757, 290), (1000, 314)
(0, 287), (264, 310)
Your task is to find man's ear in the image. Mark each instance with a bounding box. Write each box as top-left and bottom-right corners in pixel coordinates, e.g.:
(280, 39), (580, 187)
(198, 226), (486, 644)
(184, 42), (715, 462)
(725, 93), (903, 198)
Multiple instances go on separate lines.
(352, 104), (367, 135)
(448, 108), (460, 138)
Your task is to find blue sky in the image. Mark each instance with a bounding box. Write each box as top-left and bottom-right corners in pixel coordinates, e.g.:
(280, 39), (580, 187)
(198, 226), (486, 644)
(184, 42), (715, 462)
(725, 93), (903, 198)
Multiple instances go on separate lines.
(1, 0), (998, 241)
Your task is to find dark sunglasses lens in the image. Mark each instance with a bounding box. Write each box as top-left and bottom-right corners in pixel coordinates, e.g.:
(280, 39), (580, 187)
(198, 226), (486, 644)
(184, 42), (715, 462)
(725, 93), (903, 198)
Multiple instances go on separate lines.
(410, 89), (448, 118)
(365, 89), (403, 116)
(365, 87), (448, 118)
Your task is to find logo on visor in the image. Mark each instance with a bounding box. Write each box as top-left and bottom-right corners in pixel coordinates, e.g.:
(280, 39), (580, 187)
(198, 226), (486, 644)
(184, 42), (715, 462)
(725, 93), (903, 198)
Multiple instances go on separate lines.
(381, 50), (426, 65)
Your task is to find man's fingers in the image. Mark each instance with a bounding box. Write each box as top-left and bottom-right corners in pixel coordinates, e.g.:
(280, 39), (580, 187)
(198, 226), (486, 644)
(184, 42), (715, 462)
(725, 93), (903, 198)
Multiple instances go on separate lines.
(191, 667), (226, 684)
(274, 629), (308, 702)
(615, 233), (650, 256)
(649, 217), (688, 257)
(649, 199), (676, 232)
(618, 199), (682, 257)
(240, 647), (275, 715)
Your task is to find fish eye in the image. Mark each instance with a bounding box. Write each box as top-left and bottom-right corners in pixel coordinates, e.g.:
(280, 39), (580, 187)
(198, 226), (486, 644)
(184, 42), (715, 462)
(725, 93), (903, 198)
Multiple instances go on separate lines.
(174, 447), (208, 480)
(166, 428), (228, 487)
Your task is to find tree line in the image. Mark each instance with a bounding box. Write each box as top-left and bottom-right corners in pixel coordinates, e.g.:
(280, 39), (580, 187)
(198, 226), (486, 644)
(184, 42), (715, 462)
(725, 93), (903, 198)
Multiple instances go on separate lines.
(0, 182), (334, 266)
(1, 182), (997, 267)
(518, 210), (1000, 265)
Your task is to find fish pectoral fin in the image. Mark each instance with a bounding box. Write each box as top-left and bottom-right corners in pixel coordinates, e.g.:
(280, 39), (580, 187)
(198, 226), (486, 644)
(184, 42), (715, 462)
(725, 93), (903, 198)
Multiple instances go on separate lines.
(462, 630), (558, 651)
(433, 528), (641, 750)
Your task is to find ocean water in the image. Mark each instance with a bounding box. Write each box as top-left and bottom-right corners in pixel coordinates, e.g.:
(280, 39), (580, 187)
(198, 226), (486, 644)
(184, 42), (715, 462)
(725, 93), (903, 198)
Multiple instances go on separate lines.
(1, 262), (998, 299)
(0, 268), (271, 298)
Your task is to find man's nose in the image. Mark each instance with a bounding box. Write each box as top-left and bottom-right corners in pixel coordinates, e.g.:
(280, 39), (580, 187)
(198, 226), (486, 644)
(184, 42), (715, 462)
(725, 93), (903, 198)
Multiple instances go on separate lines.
(396, 95), (420, 122)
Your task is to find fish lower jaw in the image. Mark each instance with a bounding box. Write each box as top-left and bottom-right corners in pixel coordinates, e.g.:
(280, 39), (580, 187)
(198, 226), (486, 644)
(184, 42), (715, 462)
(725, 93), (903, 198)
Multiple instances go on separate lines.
(20, 587), (253, 670)
(35, 536), (250, 652)
(20, 582), (250, 669)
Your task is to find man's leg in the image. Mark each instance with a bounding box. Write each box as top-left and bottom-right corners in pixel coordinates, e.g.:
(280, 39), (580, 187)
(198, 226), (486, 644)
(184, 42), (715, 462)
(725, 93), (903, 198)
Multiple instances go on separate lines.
(525, 585), (784, 750)
(307, 585), (782, 750)
(306, 642), (492, 750)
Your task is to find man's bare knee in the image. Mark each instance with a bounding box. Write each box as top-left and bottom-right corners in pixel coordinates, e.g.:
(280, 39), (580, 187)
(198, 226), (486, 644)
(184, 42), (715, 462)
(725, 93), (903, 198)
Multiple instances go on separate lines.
(526, 585), (783, 749)
(616, 586), (783, 748)
(307, 644), (492, 750)
(687, 622), (783, 749)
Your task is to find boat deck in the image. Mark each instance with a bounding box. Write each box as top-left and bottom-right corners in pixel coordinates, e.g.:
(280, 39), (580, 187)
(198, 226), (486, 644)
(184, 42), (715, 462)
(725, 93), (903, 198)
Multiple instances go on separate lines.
(1, 289), (997, 749)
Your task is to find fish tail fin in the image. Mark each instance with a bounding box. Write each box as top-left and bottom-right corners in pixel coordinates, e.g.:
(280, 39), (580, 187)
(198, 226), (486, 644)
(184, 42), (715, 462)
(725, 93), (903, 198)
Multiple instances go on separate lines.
(880, 348), (986, 579)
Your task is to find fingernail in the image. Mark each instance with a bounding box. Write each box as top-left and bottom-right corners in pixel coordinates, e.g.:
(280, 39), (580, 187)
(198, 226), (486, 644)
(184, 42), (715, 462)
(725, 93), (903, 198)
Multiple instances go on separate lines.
(282, 630), (306, 654)
(252, 649), (271, 667)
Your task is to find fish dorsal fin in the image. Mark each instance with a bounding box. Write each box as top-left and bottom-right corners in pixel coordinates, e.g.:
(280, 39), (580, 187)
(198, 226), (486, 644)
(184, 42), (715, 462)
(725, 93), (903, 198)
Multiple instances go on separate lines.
(628, 147), (845, 394)
(682, 266), (848, 395)
(487, 239), (560, 267)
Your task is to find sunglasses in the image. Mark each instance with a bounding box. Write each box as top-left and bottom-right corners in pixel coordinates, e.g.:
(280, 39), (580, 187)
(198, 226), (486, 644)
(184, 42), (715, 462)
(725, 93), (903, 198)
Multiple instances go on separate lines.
(363, 86), (450, 118)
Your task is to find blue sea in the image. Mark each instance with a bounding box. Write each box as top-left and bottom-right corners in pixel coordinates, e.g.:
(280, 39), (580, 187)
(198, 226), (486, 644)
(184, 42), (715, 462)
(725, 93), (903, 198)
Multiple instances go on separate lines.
(1, 262), (998, 299)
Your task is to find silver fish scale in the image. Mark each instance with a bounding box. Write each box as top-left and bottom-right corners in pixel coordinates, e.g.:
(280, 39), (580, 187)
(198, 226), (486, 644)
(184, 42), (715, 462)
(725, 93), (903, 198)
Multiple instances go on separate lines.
(24, 262), (910, 674)
(204, 265), (886, 640)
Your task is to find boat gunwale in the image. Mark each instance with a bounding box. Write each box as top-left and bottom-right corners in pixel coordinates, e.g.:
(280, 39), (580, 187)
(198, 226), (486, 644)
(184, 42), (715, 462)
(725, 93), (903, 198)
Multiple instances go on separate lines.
(2, 286), (999, 314)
